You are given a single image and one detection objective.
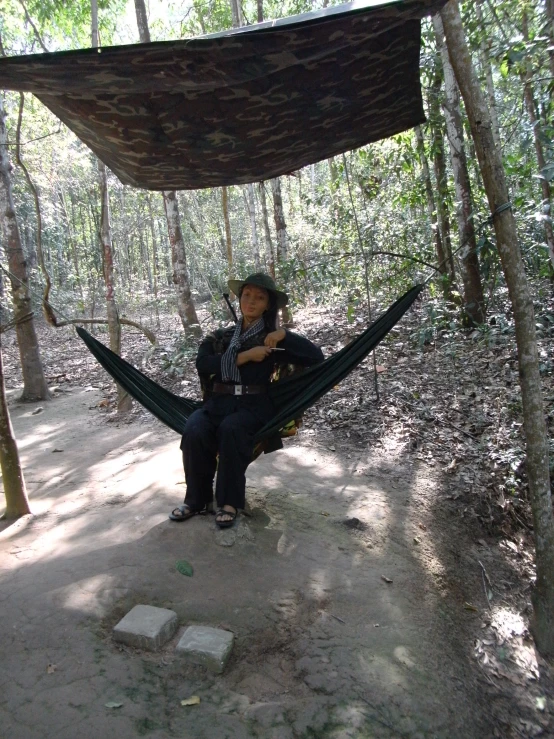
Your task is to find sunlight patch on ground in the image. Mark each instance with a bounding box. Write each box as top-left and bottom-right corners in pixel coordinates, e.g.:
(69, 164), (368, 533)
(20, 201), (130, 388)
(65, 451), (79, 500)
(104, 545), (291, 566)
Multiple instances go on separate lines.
(379, 428), (411, 456)
(60, 573), (119, 617)
(490, 606), (527, 640)
(307, 568), (330, 598)
(16, 424), (61, 451)
(397, 464), (448, 584)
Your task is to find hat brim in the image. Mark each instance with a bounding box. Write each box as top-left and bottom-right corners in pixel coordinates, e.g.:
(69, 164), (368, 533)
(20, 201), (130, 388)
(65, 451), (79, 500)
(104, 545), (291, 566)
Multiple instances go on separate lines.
(228, 279), (288, 308)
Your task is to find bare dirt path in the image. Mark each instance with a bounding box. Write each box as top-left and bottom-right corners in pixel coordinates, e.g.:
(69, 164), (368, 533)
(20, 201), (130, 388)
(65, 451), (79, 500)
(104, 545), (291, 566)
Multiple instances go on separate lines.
(0, 387), (552, 738)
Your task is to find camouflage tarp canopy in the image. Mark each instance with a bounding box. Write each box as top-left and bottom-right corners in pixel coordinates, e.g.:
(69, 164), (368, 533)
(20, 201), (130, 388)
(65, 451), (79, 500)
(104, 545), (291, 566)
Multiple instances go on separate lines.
(0, 0), (447, 191)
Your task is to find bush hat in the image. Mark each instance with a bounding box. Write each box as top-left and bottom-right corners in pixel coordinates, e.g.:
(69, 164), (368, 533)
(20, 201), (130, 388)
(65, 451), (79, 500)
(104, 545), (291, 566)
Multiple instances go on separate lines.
(228, 273), (288, 308)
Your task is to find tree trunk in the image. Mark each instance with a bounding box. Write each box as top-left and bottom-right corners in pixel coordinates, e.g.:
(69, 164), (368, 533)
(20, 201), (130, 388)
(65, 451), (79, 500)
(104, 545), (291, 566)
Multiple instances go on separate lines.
(245, 184), (261, 271)
(270, 178), (291, 323)
(0, 335), (31, 519)
(134, 0), (151, 42)
(429, 71), (455, 280)
(91, 0), (131, 413)
(163, 191), (200, 335)
(414, 125), (452, 299)
(475, 0), (501, 150)
(147, 195), (160, 327)
(433, 14), (485, 325)
(258, 182), (275, 278)
(0, 94), (50, 402)
(270, 177), (289, 263)
(98, 160), (131, 412)
(222, 186), (234, 279)
(134, 0), (199, 333)
(441, 0), (554, 657)
(521, 11), (554, 270)
(229, 0), (243, 28)
(546, 0), (554, 88)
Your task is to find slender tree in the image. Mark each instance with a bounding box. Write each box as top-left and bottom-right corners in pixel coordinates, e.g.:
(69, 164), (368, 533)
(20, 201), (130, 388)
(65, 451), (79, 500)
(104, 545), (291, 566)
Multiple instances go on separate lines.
(440, 0), (554, 656)
(245, 184), (261, 271)
(92, 0), (132, 412)
(222, 186), (234, 279)
(258, 181), (275, 277)
(428, 69), (455, 279)
(433, 15), (485, 324)
(133, 0), (200, 335)
(414, 125), (452, 299)
(270, 178), (292, 323)
(0, 93), (50, 402)
(521, 9), (554, 270)
(0, 332), (31, 519)
(475, 0), (501, 150)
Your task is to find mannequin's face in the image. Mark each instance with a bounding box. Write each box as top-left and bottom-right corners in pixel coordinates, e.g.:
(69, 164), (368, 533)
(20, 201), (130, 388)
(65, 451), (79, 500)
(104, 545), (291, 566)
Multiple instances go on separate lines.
(240, 284), (270, 322)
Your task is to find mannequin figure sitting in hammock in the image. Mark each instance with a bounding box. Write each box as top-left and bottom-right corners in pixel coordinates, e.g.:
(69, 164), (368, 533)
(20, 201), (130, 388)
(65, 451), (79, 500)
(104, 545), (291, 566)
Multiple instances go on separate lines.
(170, 273), (324, 528)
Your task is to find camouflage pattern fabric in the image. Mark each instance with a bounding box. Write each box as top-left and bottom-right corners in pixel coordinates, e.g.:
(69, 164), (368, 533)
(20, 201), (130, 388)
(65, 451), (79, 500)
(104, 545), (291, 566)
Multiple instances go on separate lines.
(0, 0), (447, 191)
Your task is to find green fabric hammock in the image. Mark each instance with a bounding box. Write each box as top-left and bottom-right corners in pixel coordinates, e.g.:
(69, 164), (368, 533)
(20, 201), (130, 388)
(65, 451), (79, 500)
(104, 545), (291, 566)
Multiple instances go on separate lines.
(77, 284), (422, 444)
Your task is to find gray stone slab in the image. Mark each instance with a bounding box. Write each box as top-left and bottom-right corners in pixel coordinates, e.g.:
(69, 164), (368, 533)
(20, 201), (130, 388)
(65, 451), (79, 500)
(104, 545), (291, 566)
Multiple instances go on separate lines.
(175, 625), (234, 674)
(113, 604), (178, 651)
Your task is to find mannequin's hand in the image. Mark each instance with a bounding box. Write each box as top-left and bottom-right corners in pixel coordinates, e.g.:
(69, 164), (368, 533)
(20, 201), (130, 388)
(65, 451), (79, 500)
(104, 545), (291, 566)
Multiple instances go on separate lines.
(264, 329), (286, 348)
(238, 346), (273, 364)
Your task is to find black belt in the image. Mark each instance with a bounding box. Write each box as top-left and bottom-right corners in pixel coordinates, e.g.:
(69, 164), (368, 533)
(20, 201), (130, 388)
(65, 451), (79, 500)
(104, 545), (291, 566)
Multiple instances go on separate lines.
(212, 382), (267, 396)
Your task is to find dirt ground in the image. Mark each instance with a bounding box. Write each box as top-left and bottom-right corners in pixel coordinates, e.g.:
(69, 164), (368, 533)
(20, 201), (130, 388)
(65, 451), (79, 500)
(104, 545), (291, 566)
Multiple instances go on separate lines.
(1, 381), (553, 739)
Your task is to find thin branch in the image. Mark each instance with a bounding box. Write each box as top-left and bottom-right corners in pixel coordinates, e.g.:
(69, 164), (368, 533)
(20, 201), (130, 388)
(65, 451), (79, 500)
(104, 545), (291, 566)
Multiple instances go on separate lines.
(0, 313), (34, 334)
(54, 317), (157, 345)
(17, 0), (50, 53)
(5, 128), (63, 147)
(303, 250), (437, 270)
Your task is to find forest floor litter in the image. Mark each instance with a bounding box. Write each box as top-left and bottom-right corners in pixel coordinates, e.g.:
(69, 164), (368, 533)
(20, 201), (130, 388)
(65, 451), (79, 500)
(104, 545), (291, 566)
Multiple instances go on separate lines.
(1, 290), (554, 738)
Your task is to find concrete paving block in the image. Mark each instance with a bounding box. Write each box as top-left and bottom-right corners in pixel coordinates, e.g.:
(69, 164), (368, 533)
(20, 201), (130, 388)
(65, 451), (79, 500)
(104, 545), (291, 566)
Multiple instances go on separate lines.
(113, 604), (178, 651)
(175, 625), (234, 673)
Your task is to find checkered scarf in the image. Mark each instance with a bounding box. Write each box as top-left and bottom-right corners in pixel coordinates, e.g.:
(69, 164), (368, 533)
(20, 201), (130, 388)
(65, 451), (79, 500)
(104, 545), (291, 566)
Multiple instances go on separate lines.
(221, 317), (265, 383)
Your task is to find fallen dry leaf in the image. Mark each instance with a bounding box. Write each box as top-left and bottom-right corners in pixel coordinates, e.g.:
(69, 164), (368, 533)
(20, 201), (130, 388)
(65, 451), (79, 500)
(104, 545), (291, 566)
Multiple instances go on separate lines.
(381, 575), (393, 584)
(47, 664), (56, 674)
(180, 696), (201, 707)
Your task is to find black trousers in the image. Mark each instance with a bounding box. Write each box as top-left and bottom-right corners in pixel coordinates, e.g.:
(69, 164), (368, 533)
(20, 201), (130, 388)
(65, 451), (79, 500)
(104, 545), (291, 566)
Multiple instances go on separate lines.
(180, 395), (272, 511)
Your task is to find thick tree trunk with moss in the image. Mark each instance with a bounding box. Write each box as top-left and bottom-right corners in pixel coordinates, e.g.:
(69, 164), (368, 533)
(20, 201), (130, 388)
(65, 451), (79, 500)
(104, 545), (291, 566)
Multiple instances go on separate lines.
(0, 95), (49, 402)
(0, 335), (30, 519)
(433, 14), (485, 325)
(441, 0), (554, 656)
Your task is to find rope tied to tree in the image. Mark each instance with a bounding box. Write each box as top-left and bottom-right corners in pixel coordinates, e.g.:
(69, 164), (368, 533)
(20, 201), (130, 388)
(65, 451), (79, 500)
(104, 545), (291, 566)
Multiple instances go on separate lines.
(486, 201), (513, 225)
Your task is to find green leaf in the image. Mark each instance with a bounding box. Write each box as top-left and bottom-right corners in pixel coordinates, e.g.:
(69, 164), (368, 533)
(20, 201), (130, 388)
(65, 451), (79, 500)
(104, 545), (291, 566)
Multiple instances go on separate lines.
(540, 163), (554, 182)
(176, 560), (193, 577)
